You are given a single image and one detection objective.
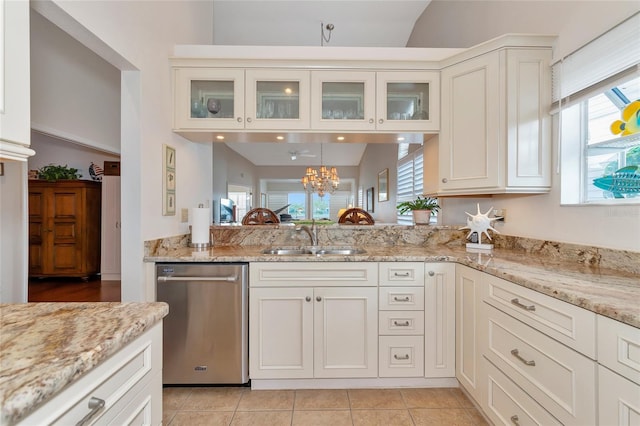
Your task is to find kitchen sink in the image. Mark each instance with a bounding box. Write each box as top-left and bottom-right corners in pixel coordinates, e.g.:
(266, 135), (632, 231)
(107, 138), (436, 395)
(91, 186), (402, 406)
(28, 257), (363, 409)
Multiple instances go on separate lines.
(261, 247), (366, 256)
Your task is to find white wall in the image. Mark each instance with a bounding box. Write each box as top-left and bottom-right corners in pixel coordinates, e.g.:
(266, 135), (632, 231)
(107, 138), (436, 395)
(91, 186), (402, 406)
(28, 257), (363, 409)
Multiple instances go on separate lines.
(0, 0), (31, 303)
(359, 143), (398, 223)
(408, 1), (640, 62)
(30, 10), (121, 154)
(28, 131), (120, 179)
(32, 0), (215, 300)
(409, 1), (640, 252)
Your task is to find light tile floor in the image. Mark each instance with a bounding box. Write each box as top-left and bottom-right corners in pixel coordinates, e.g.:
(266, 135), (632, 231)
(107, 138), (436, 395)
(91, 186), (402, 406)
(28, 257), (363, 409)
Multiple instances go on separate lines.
(163, 387), (490, 425)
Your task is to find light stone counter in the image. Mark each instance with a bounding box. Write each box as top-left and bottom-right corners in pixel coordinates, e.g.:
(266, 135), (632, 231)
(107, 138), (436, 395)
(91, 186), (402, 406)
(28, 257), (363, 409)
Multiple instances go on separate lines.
(0, 302), (168, 425)
(146, 244), (640, 328)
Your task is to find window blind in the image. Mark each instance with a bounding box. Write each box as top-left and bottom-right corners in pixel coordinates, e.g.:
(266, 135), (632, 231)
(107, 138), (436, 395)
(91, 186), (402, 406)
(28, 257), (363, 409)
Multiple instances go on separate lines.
(552, 12), (640, 105)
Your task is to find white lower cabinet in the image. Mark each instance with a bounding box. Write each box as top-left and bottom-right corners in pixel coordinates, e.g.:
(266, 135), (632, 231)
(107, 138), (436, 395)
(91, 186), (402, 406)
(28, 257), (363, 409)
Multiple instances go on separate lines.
(425, 263), (455, 378)
(249, 263), (378, 380)
(455, 264), (485, 402)
(19, 322), (163, 425)
(598, 365), (640, 425)
(597, 315), (640, 425)
(378, 262), (426, 378)
(484, 358), (562, 426)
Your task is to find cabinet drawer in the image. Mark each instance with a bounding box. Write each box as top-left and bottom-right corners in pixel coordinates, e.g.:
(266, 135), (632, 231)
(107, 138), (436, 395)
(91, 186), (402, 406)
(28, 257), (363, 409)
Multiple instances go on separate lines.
(379, 311), (425, 335)
(598, 315), (640, 385)
(379, 287), (425, 311)
(379, 262), (425, 286)
(379, 336), (424, 377)
(484, 305), (596, 425)
(483, 274), (596, 358)
(598, 365), (640, 426)
(484, 358), (562, 426)
(250, 262), (377, 287)
(20, 323), (162, 426)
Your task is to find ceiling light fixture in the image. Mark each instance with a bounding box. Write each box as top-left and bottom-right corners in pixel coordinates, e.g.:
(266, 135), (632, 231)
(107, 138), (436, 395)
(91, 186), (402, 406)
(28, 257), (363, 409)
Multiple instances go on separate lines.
(216, 135), (225, 140)
(276, 135), (284, 140)
(301, 143), (339, 198)
(336, 136), (345, 141)
(320, 22), (334, 47)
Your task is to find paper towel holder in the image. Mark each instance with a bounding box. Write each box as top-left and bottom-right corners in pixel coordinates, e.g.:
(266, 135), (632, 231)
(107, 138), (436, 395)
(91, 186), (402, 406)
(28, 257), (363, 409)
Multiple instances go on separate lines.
(189, 204), (211, 249)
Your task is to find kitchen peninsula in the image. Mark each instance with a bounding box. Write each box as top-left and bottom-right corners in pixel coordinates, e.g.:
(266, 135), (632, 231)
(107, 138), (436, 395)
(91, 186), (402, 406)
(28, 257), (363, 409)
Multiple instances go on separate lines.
(146, 224), (640, 425)
(0, 302), (168, 425)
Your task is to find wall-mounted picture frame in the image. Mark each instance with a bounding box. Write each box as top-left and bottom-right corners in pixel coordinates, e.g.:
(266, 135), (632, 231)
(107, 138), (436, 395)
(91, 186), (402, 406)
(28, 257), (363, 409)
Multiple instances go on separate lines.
(366, 187), (374, 213)
(163, 144), (176, 216)
(378, 168), (389, 202)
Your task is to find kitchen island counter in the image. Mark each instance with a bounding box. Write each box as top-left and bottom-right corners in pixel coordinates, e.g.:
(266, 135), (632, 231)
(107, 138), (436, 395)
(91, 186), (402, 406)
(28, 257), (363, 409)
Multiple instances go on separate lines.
(145, 244), (640, 328)
(0, 302), (168, 425)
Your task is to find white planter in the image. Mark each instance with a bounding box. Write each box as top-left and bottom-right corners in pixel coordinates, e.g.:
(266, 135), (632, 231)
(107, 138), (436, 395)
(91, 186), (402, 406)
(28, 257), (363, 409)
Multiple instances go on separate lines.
(412, 210), (433, 225)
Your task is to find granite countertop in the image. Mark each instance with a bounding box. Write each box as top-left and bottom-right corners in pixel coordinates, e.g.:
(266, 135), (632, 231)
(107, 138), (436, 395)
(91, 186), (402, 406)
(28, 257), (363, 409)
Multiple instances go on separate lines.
(146, 244), (640, 328)
(0, 302), (169, 425)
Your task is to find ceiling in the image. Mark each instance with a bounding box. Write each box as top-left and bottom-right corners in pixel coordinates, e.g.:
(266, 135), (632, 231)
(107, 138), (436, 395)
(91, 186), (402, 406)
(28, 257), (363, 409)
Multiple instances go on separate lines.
(211, 0), (431, 166)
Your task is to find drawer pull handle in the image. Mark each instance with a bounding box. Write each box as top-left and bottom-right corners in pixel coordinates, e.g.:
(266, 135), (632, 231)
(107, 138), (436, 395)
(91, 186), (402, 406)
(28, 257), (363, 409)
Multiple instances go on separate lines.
(393, 272), (410, 277)
(510, 415), (520, 425)
(393, 296), (411, 302)
(393, 320), (410, 327)
(511, 298), (536, 311)
(76, 397), (105, 426)
(394, 354), (410, 360)
(511, 349), (536, 366)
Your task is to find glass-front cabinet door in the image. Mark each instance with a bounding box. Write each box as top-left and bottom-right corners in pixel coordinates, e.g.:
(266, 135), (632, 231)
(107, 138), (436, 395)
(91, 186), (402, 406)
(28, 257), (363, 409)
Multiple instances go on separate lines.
(311, 71), (376, 130)
(245, 69), (310, 130)
(174, 68), (245, 130)
(376, 71), (440, 132)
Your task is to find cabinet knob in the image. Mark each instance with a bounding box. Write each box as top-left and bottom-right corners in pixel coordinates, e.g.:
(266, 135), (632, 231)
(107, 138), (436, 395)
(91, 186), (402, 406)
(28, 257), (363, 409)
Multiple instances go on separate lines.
(237, 117), (243, 123)
(305, 296), (311, 302)
(316, 296), (322, 302)
(428, 271), (435, 276)
(378, 118), (384, 124)
(246, 117), (252, 123)
(442, 178), (448, 183)
(369, 118), (374, 124)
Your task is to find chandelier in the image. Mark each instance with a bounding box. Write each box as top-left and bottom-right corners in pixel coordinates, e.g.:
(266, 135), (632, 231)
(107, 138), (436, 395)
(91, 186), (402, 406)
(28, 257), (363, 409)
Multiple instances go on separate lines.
(301, 144), (339, 197)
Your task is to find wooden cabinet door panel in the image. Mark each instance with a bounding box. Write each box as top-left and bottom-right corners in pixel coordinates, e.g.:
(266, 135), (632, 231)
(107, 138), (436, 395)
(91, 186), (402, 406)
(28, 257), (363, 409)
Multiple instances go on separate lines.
(28, 181), (101, 277)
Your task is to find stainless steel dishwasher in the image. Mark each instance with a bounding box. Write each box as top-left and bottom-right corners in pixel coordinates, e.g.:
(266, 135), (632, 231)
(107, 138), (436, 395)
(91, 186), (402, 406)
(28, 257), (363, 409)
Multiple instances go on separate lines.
(156, 263), (249, 385)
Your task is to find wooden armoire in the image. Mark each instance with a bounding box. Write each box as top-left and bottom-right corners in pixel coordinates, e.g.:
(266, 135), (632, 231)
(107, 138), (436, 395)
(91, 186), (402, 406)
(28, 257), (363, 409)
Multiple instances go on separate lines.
(28, 180), (102, 278)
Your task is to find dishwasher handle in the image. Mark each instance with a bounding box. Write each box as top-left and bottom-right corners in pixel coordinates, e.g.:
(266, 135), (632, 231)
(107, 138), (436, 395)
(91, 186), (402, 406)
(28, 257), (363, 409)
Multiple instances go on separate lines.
(157, 275), (238, 282)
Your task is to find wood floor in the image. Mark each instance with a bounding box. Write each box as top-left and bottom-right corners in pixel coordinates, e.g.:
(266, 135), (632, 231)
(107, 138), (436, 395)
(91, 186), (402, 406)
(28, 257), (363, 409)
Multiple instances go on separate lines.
(28, 277), (121, 302)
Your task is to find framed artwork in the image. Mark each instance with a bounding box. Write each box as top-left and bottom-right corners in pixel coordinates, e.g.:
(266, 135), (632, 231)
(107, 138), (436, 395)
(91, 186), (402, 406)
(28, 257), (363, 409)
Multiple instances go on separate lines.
(378, 168), (389, 202)
(366, 187), (374, 213)
(163, 144), (176, 216)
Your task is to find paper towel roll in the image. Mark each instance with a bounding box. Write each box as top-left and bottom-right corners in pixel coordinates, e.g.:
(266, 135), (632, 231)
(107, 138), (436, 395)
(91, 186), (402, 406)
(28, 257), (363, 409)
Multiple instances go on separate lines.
(190, 207), (210, 247)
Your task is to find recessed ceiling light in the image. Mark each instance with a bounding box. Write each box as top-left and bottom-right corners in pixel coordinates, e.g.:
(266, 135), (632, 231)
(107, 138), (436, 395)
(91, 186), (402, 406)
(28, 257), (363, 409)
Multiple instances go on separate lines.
(336, 136), (345, 141)
(276, 136), (284, 140)
(216, 135), (225, 140)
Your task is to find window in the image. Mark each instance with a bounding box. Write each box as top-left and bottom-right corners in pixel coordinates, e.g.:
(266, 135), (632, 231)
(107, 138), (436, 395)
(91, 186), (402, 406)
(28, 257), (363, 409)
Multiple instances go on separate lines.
(396, 146), (425, 225)
(556, 13), (640, 205)
(264, 180), (354, 220)
(584, 77), (639, 202)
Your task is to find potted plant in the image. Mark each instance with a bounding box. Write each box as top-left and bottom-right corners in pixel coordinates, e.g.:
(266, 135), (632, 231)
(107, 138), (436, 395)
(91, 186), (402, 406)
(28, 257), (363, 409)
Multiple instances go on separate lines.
(37, 164), (82, 181)
(397, 196), (440, 225)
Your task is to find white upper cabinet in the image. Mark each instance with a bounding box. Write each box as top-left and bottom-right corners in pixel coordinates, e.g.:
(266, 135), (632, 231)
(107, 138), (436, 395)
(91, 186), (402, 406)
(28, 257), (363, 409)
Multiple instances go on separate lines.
(245, 69), (311, 130)
(174, 68), (310, 130)
(311, 71), (376, 131)
(376, 71), (440, 132)
(174, 68), (245, 130)
(428, 45), (552, 195)
(310, 71), (440, 132)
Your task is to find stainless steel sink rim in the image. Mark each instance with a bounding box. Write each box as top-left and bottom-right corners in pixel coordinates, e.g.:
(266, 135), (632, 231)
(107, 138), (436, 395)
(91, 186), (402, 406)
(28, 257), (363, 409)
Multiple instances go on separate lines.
(261, 247), (366, 256)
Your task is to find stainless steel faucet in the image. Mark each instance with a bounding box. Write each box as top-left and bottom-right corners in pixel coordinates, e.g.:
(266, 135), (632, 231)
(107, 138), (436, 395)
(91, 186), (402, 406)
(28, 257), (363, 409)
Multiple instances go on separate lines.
(296, 219), (318, 246)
